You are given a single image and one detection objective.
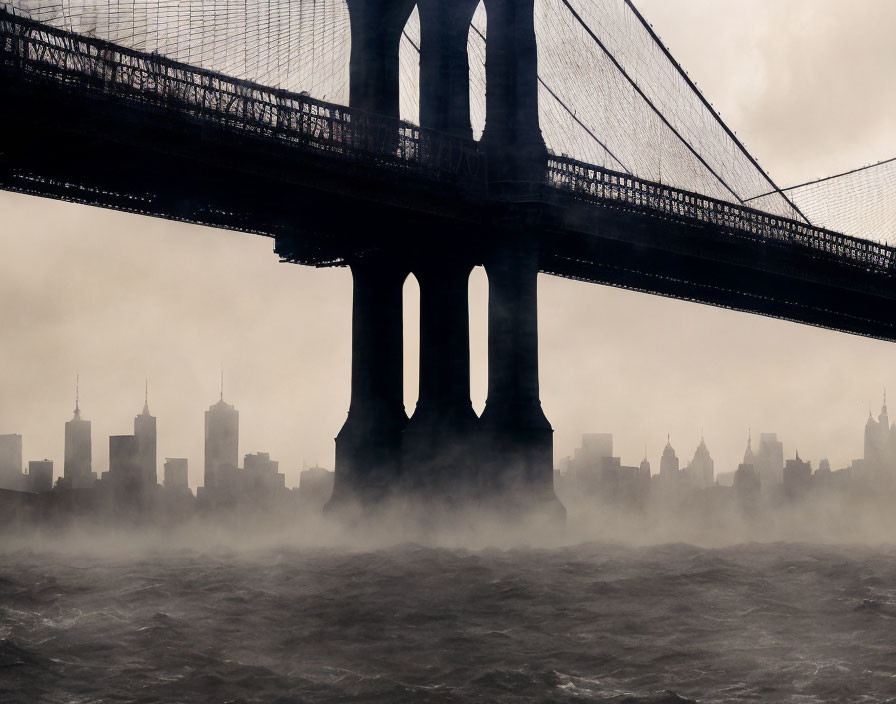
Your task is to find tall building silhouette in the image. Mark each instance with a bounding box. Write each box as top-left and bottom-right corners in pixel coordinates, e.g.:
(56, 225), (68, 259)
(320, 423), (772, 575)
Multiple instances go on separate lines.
(204, 380), (238, 491)
(863, 392), (893, 484)
(134, 383), (157, 488)
(639, 453), (651, 478)
(0, 434), (24, 490)
(164, 458), (189, 491)
(685, 437), (714, 488)
(783, 451), (812, 498)
(108, 435), (140, 487)
(659, 436), (680, 476)
(28, 460), (53, 493)
(64, 378), (95, 489)
(734, 433), (761, 510)
(756, 432), (784, 488)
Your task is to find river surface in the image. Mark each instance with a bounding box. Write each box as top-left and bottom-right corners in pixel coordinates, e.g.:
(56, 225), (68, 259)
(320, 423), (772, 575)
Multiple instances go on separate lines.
(1, 541), (896, 703)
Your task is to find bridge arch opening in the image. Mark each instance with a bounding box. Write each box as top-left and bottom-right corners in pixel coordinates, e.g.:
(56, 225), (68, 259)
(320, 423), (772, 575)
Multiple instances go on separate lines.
(469, 1), (487, 140)
(398, 6), (421, 125)
(402, 271), (421, 415)
(469, 265), (489, 415)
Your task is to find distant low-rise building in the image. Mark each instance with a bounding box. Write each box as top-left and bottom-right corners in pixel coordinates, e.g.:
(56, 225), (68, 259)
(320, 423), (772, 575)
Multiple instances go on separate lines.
(28, 460), (53, 493)
(299, 466), (334, 508)
(244, 452), (286, 492)
(164, 458), (190, 492)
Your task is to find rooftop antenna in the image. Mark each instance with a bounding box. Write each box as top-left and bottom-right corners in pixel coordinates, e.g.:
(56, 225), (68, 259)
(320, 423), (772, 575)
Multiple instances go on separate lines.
(74, 374), (80, 416)
(220, 367), (224, 401)
(144, 377), (149, 409)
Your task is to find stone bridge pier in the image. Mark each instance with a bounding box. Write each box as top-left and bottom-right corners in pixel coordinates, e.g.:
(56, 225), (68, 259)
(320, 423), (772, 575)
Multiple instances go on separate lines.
(326, 0), (564, 521)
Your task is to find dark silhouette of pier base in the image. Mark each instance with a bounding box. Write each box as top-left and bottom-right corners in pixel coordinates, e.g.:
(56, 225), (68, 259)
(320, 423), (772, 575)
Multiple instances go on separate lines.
(329, 259), (407, 509)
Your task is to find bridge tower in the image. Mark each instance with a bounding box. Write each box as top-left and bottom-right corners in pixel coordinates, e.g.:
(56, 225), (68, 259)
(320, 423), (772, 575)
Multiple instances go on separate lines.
(400, 0), (481, 500)
(329, 0), (563, 520)
(329, 0), (416, 510)
(478, 0), (562, 516)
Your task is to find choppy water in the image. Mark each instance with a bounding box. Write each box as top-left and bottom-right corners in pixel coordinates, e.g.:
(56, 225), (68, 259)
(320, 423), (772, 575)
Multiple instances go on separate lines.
(1, 542), (896, 703)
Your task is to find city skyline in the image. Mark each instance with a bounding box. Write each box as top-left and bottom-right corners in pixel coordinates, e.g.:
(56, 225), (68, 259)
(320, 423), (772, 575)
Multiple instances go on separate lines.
(0, 0), (894, 490)
(1, 377), (892, 491)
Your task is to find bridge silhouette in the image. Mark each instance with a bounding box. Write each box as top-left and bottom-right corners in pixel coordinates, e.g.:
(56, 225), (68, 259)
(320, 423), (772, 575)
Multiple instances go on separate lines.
(1, 0), (894, 516)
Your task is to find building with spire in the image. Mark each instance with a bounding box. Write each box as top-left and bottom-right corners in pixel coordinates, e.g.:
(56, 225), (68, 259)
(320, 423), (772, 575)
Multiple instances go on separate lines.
(783, 450), (812, 499)
(64, 377), (95, 489)
(863, 391), (893, 484)
(134, 381), (157, 488)
(733, 432), (761, 511)
(684, 436), (714, 488)
(638, 451), (651, 479)
(659, 435), (680, 477)
(203, 374), (239, 492)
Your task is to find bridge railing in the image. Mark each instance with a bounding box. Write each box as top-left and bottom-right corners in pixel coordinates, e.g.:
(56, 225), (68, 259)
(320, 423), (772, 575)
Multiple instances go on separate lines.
(0, 8), (484, 183)
(547, 155), (896, 276)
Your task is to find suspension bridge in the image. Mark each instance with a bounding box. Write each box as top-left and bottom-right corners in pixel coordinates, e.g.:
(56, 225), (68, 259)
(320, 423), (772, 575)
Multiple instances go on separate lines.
(0, 0), (893, 514)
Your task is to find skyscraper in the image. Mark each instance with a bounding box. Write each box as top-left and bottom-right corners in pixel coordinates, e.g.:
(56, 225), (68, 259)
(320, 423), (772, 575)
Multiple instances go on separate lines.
(733, 431), (761, 510)
(783, 451), (812, 499)
(108, 435), (141, 496)
(659, 436), (680, 476)
(204, 380), (239, 491)
(756, 432), (784, 488)
(863, 392), (893, 484)
(64, 378), (95, 489)
(28, 460), (53, 493)
(685, 437), (714, 488)
(134, 383), (157, 488)
(638, 454), (651, 478)
(0, 434), (24, 490)
(163, 458), (189, 492)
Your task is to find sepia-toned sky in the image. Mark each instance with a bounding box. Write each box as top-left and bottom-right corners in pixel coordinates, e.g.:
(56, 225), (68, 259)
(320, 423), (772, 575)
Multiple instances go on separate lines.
(1, 0), (894, 488)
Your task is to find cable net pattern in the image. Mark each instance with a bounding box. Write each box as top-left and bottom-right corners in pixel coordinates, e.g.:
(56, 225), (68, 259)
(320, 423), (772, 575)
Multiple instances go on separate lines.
(779, 159), (896, 245)
(6, 0), (890, 238)
(531, 0), (802, 219)
(4, 0), (351, 102)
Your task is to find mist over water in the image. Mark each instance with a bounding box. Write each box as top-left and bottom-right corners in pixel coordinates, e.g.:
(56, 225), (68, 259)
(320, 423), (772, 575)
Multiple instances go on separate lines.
(3, 491), (896, 703)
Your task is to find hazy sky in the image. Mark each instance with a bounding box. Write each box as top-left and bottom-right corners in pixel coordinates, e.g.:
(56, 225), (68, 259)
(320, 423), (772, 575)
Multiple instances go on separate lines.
(1, 0), (894, 488)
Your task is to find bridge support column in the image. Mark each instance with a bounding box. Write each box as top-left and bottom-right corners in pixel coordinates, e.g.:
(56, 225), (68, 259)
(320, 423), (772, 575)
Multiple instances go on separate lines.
(345, 0), (416, 118)
(402, 258), (479, 499)
(480, 0), (547, 187)
(417, 0), (480, 139)
(480, 240), (564, 519)
(328, 259), (408, 512)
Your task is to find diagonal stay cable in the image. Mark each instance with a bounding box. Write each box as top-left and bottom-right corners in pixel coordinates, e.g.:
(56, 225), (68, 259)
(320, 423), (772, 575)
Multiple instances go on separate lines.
(624, 0), (811, 224)
(468, 23), (630, 175)
(560, 0), (746, 206)
(404, 21), (630, 174)
(744, 155), (896, 202)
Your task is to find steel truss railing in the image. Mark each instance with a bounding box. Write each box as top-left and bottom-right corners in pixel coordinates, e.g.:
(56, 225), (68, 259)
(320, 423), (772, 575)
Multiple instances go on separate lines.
(547, 156), (896, 276)
(2, 9), (893, 278)
(0, 8), (484, 181)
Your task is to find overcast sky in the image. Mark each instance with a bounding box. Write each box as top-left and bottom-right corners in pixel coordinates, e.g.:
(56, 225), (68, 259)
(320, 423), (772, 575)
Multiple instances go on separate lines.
(1, 0), (894, 488)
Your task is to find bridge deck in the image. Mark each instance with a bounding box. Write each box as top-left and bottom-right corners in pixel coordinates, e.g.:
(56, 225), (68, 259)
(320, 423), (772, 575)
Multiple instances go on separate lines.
(2, 9), (895, 341)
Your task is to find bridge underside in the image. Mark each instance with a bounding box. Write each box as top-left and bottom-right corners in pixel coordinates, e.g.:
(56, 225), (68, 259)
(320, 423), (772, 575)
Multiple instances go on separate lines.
(3, 62), (894, 343)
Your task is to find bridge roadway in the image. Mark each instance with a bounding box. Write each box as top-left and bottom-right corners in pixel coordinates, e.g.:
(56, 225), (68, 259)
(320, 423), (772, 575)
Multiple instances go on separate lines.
(2, 9), (894, 343)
